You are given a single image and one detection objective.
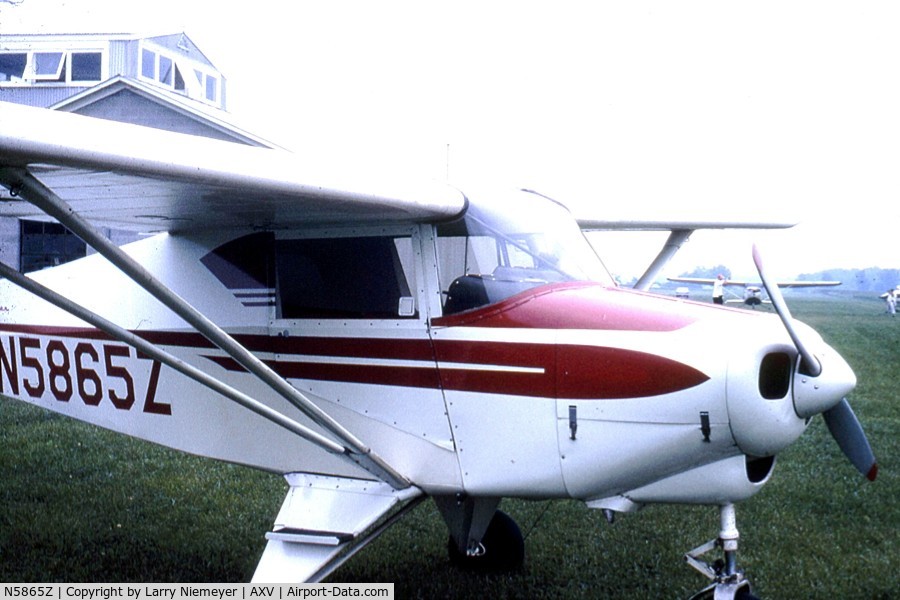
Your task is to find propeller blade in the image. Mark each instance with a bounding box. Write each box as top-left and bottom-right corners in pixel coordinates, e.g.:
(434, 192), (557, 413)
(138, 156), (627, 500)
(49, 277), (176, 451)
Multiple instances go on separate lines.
(751, 244), (821, 376)
(824, 398), (878, 481)
(751, 246), (874, 481)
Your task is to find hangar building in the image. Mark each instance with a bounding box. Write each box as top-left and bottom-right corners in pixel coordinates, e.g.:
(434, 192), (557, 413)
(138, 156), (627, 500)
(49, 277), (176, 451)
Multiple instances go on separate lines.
(0, 31), (274, 272)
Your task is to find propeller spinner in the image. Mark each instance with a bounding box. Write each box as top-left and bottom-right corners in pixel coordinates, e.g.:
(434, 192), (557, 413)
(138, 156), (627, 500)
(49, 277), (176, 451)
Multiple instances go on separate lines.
(752, 244), (877, 481)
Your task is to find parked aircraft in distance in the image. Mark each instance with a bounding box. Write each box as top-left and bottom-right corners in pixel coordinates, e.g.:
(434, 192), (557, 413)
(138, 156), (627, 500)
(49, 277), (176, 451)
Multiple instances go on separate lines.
(669, 276), (841, 307)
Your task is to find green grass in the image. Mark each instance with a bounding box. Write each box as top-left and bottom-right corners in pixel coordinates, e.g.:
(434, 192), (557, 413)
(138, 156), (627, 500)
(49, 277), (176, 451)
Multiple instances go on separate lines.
(1, 294), (897, 598)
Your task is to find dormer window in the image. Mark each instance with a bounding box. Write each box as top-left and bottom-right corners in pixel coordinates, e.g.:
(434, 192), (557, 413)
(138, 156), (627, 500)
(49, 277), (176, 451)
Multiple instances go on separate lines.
(140, 44), (220, 106)
(140, 47), (155, 79)
(204, 73), (217, 102)
(160, 55), (174, 86)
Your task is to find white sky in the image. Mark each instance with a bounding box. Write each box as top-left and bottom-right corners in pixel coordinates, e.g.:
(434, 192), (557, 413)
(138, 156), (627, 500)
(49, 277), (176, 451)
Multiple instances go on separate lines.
(2, 0), (899, 280)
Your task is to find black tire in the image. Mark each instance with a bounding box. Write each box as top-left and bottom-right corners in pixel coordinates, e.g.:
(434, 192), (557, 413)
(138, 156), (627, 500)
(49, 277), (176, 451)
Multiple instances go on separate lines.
(447, 509), (525, 571)
(736, 590), (760, 600)
(689, 582), (758, 600)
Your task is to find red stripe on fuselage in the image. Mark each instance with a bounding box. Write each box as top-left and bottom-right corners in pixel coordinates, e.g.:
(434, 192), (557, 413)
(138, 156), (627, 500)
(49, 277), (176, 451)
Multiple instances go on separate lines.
(206, 339), (707, 399)
(0, 284), (712, 399)
(557, 345), (709, 399)
(433, 340), (708, 398)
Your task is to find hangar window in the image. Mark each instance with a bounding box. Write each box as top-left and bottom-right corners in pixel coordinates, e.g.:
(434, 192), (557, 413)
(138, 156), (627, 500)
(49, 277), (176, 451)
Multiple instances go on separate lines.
(0, 50), (102, 84)
(159, 55), (174, 86)
(141, 48), (156, 79)
(31, 52), (65, 80)
(20, 221), (86, 273)
(141, 48), (181, 89)
(0, 53), (26, 82)
(276, 236), (417, 320)
(71, 52), (102, 82)
(205, 74), (217, 101)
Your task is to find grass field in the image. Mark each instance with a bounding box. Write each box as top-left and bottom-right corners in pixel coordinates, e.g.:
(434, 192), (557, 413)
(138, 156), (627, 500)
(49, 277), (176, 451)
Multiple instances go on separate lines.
(0, 294), (897, 598)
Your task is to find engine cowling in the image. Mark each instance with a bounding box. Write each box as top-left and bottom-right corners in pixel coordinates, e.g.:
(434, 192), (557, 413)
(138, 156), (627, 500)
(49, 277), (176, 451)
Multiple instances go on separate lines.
(623, 454), (775, 505)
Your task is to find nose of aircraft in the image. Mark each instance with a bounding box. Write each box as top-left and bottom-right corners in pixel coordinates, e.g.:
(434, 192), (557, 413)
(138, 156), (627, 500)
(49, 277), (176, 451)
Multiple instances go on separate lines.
(791, 322), (856, 419)
(752, 245), (876, 481)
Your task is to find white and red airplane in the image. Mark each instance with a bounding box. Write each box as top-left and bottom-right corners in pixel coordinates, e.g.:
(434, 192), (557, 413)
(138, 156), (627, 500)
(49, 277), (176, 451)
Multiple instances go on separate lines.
(0, 102), (876, 599)
(668, 276), (842, 308)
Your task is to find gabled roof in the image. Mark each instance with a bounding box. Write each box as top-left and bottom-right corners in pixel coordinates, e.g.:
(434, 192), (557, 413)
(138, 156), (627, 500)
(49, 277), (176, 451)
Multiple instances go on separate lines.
(142, 32), (216, 70)
(50, 76), (281, 149)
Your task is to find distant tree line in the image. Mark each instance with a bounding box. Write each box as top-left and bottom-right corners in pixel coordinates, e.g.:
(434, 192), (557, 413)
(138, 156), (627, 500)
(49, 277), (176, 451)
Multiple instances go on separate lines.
(798, 268), (900, 292)
(679, 265), (733, 280)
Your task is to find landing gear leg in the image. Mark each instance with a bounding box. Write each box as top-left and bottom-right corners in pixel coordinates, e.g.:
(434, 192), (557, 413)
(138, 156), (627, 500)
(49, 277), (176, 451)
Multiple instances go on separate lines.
(434, 495), (525, 572)
(446, 509), (525, 571)
(686, 503), (758, 600)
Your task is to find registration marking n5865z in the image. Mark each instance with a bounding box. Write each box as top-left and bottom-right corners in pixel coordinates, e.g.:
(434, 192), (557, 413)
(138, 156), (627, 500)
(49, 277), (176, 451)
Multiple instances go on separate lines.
(0, 335), (169, 414)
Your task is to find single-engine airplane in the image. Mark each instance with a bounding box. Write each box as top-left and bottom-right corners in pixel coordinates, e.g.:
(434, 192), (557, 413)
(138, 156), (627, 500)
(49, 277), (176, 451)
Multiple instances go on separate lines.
(668, 276), (842, 308)
(0, 102), (876, 599)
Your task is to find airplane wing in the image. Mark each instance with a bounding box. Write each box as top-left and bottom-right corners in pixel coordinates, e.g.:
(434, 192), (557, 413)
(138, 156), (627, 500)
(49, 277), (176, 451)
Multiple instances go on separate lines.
(0, 102), (466, 232)
(252, 474), (424, 583)
(776, 281), (842, 288)
(669, 277), (749, 287)
(568, 199), (800, 291)
(669, 277), (841, 288)
(569, 209), (799, 291)
(574, 216), (798, 232)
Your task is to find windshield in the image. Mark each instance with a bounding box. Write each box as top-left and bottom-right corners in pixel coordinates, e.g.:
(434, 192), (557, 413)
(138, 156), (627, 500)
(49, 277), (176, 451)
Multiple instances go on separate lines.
(436, 189), (614, 315)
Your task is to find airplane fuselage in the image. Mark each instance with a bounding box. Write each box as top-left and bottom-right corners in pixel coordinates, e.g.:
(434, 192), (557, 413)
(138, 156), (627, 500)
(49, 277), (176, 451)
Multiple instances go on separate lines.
(0, 191), (830, 509)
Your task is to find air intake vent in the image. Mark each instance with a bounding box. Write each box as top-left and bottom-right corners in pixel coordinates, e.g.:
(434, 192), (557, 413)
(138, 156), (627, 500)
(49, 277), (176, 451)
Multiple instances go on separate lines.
(745, 455), (775, 483)
(759, 352), (792, 399)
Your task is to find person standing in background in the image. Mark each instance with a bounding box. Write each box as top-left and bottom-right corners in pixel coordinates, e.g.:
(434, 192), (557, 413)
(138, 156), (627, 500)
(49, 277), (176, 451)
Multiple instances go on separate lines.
(713, 274), (725, 305)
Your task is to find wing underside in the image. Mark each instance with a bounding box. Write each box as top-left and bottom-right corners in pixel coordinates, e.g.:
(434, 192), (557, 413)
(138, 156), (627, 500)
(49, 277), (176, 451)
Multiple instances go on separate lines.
(0, 102), (466, 232)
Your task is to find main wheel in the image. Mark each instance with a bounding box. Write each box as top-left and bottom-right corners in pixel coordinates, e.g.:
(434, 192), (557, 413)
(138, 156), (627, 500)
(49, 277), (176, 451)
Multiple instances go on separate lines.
(736, 587), (760, 600)
(447, 509), (525, 571)
(690, 582), (759, 600)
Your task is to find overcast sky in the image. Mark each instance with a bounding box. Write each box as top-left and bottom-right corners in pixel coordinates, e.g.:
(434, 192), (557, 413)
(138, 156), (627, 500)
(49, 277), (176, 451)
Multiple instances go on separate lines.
(2, 1), (899, 280)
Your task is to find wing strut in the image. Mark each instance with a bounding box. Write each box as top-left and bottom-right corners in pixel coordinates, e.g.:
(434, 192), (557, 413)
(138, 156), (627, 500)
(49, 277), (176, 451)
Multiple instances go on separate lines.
(0, 259), (345, 455)
(633, 229), (693, 291)
(0, 167), (409, 489)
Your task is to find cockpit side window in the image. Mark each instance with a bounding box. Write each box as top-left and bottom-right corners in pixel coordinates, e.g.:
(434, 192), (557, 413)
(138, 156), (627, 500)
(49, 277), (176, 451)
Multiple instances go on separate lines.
(436, 229), (570, 315)
(276, 236), (417, 319)
(435, 190), (613, 316)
